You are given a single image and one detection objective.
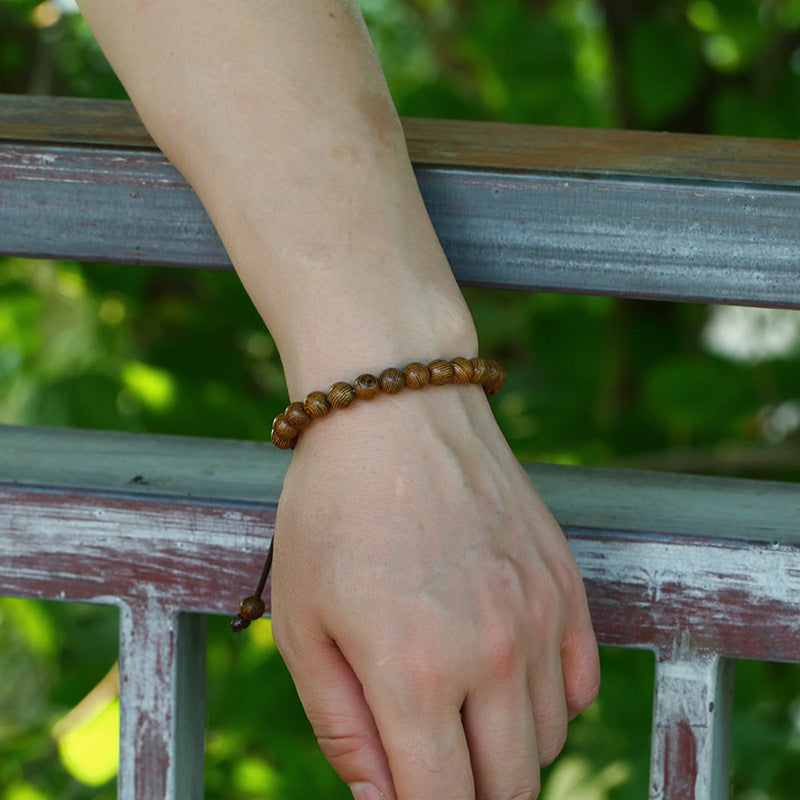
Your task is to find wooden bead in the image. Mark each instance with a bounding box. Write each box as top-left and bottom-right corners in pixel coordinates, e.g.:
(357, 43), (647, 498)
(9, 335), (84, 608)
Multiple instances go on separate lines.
(483, 360), (506, 397)
(404, 362), (431, 390)
(304, 391), (330, 418)
(285, 401), (311, 429)
(450, 357), (474, 384)
(470, 356), (488, 384)
(354, 373), (380, 400)
(271, 428), (296, 449)
(269, 356), (504, 450)
(379, 367), (405, 394)
(230, 614), (251, 632)
(272, 414), (295, 439)
(328, 382), (356, 409)
(428, 359), (454, 386)
(239, 595), (265, 621)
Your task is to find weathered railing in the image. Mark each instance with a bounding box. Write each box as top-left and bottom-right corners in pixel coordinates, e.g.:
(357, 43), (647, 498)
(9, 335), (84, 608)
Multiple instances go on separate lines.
(1, 93), (799, 799)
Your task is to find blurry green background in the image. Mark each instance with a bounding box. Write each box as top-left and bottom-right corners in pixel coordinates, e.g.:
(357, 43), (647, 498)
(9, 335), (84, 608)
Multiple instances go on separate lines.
(2, 0), (800, 798)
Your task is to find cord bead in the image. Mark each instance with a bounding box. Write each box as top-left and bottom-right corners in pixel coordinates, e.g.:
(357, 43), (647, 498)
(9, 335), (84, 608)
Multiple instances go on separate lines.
(285, 401), (311, 429)
(304, 391), (330, 418)
(379, 367), (405, 394)
(268, 356), (504, 450)
(328, 382), (356, 409)
(428, 359), (454, 385)
(354, 373), (380, 400)
(470, 356), (488, 384)
(483, 360), (506, 397)
(239, 595), (266, 621)
(271, 428), (296, 449)
(450, 357), (474, 384)
(272, 414), (295, 439)
(404, 362), (431, 390)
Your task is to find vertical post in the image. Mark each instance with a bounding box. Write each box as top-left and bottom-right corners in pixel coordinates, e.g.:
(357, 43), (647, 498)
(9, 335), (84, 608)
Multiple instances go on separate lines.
(118, 600), (207, 800)
(649, 653), (735, 800)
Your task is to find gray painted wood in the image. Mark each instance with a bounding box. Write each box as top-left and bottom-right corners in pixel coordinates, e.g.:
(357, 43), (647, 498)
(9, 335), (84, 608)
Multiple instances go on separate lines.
(2, 140), (800, 306)
(649, 655), (734, 800)
(118, 602), (206, 800)
(174, 612), (206, 800)
(1, 424), (796, 545)
(1, 427), (799, 799)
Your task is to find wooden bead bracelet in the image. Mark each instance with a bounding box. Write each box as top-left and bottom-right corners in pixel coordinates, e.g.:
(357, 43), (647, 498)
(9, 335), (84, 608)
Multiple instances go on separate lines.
(270, 356), (506, 450)
(230, 355), (505, 632)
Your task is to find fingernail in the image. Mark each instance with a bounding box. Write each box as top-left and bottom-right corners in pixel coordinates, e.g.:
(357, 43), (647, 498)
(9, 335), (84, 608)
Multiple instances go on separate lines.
(349, 782), (383, 800)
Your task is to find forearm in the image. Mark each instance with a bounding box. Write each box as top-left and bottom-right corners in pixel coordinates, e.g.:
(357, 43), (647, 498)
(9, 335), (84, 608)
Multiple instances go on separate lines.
(76, 0), (476, 397)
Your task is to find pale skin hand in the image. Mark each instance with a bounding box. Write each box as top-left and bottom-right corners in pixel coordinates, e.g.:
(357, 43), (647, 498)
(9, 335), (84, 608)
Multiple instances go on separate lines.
(275, 387), (599, 799)
(76, 1), (600, 797)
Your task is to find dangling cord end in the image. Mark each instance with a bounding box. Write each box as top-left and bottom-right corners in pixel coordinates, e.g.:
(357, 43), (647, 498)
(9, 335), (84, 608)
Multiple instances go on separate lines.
(231, 535), (274, 633)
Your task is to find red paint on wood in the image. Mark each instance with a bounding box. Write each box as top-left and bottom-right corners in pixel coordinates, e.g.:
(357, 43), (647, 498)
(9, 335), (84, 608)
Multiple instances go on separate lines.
(662, 718), (698, 800)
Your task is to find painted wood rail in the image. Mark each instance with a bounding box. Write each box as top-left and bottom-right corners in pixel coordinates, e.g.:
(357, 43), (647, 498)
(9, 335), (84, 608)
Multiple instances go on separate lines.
(2, 94), (800, 307)
(2, 95), (800, 799)
(2, 424), (800, 799)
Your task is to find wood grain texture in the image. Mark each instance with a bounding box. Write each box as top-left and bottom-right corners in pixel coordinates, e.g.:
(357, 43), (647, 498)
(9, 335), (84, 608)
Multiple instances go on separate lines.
(4, 94), (800, 185)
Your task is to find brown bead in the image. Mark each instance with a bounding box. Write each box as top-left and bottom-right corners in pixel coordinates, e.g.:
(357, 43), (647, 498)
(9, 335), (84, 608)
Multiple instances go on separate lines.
(272, 414), (295, 439)
(483, 360), (507, 397)
(379, 367), (405, 394)
(271, 428), (296, 449)
(428, 359), (454, 386)
(328, 382), (356, 409)
(354, 373), (380, 400)
(304, 391), (330, 419)
(404, 362), (431, 390)
(285, 401), (311, 429)
(239, 595), (266, 621)
(470, 357), (488, 384)
(450, 357), (474, 384)
(230, 614), (251, 632)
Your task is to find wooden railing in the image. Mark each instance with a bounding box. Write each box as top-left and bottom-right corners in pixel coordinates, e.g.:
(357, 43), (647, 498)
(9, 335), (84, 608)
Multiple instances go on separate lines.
(1, 93), (799, 800)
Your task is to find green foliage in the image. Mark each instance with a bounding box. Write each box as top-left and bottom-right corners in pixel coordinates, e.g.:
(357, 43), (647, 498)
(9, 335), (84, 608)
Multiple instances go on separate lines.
(2, 1), (800, 798)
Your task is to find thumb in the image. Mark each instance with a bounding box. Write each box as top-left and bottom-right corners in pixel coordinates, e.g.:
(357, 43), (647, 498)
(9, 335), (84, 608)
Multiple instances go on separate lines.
(279, 636), (395, 800)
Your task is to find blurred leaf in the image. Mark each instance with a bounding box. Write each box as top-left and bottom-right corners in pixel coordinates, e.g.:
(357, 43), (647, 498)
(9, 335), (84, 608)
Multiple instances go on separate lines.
(625, 16), (703, 126)
(55, 696), (118, 787)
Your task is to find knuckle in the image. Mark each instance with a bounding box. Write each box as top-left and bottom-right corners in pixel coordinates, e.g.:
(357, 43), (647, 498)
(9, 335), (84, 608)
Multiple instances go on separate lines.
(310, 713), (373, 763)
(482, 622), (519, 681)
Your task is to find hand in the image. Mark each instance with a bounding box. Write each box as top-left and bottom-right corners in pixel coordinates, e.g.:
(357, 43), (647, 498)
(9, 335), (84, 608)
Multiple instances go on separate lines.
(270, 384), (600, 800)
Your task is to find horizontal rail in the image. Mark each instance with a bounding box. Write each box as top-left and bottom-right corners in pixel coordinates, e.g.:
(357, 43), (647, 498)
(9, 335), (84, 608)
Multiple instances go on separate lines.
(1, 96), (799, 307)
(2, 423), (799, 799)
(2, 423), (800, 658)
(5, 94), (800, 185)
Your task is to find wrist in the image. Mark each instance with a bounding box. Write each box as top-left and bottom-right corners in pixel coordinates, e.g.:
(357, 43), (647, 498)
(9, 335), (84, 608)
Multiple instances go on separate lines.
(276, 270), (479, 399)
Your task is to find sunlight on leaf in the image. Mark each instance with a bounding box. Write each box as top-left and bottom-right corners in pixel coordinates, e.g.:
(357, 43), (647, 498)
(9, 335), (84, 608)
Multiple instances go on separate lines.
(233, 756), (281, 797)
(55, 696), (119, 787)
(687, 0), (721, 33)
(0, 598), (57, 658)
(121, 361), (176, 411)
(703, 33), (741, 70)
(544, 755), (630, 800)
(248, 617), (277, 653)
(4, 782), (49, 800)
